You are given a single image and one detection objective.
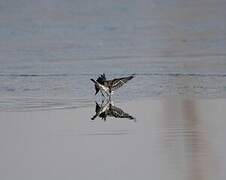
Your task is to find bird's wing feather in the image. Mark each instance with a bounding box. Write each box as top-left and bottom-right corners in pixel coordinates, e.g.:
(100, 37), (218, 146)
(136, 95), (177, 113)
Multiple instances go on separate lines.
(111, 75), (134, 90)
(108, 106), (134, 119)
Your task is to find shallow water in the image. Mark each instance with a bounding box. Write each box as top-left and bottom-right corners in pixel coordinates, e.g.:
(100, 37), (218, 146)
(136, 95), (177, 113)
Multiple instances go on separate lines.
(0, 0), (226, 111)
(1, 98), (226, 180)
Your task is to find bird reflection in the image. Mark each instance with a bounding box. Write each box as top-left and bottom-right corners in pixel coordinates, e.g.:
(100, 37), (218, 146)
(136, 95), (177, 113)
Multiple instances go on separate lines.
(91, 99), (135, 121)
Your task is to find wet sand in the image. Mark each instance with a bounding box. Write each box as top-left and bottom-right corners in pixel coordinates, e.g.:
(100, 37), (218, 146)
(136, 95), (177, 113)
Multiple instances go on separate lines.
(0, 98), (226, 180)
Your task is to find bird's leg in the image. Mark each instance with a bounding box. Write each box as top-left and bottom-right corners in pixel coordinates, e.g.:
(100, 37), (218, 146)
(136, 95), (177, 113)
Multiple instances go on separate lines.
(101, 99), (105, 107)
(109, 93), (111, 101)
(109, 88), (112, 101)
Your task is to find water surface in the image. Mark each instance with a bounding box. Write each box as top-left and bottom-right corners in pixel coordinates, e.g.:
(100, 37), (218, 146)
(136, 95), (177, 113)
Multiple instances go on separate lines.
(0, 0), (226, 111)
(1, 98), (226, 180)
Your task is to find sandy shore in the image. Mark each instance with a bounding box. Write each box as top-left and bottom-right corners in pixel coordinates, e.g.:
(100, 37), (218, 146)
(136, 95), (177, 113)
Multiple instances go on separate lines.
(0, 97), (226, 180)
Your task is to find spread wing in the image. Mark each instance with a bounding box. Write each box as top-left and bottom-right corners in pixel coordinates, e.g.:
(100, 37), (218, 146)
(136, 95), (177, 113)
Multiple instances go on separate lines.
(111, 75), (134, 91)
(107, 105), (135, 120)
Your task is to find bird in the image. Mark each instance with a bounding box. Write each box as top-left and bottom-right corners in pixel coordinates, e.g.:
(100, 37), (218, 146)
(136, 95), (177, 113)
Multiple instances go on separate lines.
(91, 99), (135, 121)
(91, 73), (135, 98)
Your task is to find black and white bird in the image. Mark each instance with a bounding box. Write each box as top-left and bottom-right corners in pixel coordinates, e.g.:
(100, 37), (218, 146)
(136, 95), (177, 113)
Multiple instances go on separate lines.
(91, 100), (135, 121)
(91, 73), (135, 98)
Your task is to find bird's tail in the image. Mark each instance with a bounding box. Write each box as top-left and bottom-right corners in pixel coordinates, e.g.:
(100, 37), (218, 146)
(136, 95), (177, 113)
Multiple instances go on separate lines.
(121, 74), (135, 82)
(128, 74), (136, 80)
(91, 114), (98, 120)
(127, 75), (134, 81)
(90, 79), (96, 83)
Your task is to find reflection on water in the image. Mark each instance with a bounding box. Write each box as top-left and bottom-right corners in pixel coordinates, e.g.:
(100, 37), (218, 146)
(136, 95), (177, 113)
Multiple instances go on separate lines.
(182, 100), (210, 180)
(162, 99), (212, 180)
(1, 98), (226, 179)
(91, 99), (135, 121)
